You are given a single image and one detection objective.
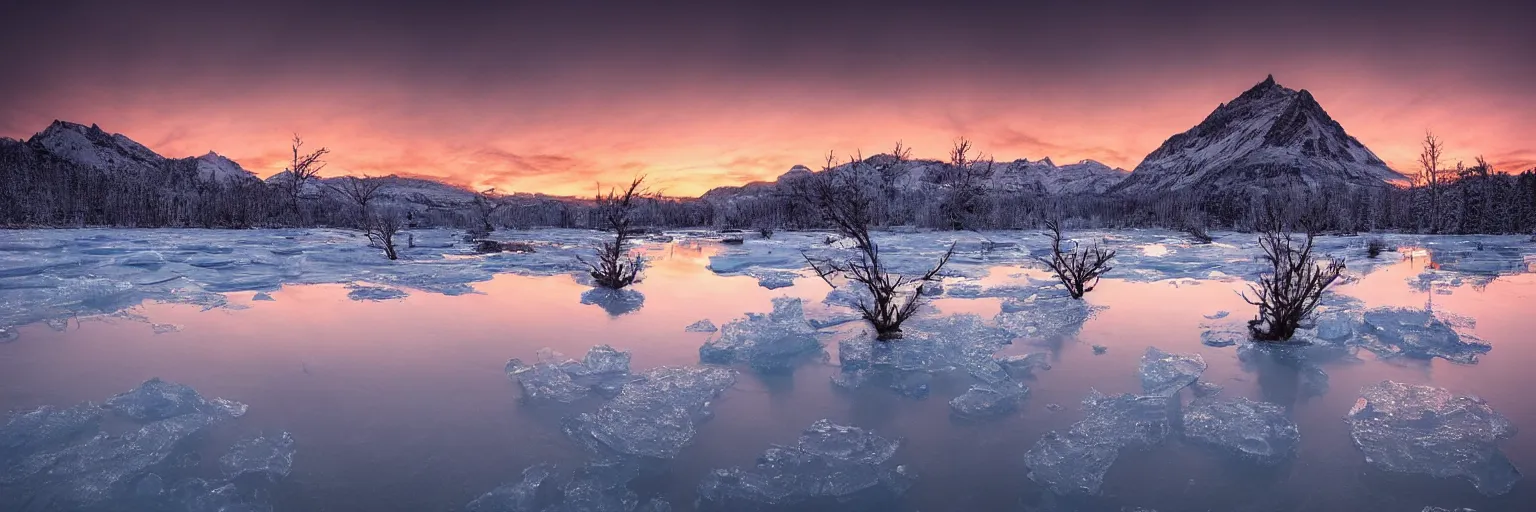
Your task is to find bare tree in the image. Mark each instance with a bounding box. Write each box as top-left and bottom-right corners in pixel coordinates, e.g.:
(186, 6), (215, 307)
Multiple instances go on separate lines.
(581, 176), (647, 289)
(935, 137), (996, 230)
(281, 135), (329, 204)
(1241, 230), (1345, 342)
(1036, 219), (1116, 299)
(800, 151), (955, 340)
(363, 209), (404, 260)
(327, 175), (384, 225)
(1414, 132), (1451, 232)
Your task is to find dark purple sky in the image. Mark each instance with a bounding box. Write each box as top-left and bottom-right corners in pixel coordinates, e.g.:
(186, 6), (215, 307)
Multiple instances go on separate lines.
(3, 0), (1531, 195)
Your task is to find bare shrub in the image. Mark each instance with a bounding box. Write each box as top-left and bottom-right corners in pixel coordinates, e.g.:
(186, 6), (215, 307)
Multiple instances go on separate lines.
(363, 209), (404, 260)
(1182, 212), (1214, 244)
(799, 152), (954, 340)
(1036, 220), (1115, 299)
(471, 187), (505, 235)
(1242, 230), (1345, 342)
(581, 177), (647, 289)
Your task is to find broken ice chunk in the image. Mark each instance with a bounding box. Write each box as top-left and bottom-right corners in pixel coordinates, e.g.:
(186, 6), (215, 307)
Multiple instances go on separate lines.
(506, 359), (591, 403)
(1346, 380), (1521, 496)
(949, 383), (1028, 420)
(507, 345), (634, 403)
(699, 297), (823, 372)
(219, 432), (296, 481)
(1182, 397), (1298, 466)
(465, 463), (561, 512)
(696, 419), (912, 511)
(562, 366), (736, 460)
(1023, 429), (1120, 495)
(345, 284), (408, 301)
(103, 378), (248, 422)
(1138, 347), (1207, 397)
(1200, 328), (1244, 348)
(684, 319), (718, 333)
(0, 403), (103, 475)
(1358, 308), (1491, 364)
(1023, 390), (1175, 495)
(749, 270), (798, 290)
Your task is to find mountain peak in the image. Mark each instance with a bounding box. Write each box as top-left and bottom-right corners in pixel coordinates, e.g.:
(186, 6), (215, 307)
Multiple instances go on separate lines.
(1114, 77), (1403, 194)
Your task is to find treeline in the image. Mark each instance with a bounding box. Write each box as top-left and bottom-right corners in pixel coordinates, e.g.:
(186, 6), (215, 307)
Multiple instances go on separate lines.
(5, 135), (1534, 235)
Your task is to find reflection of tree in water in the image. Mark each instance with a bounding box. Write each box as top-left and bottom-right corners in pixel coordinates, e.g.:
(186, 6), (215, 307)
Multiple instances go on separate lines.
(579, 288), (645, 316)
(1240, 344), (1332, 410)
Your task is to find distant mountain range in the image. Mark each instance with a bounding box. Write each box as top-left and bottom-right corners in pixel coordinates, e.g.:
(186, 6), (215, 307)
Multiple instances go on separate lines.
(9, 120), (500, 211)
(7, 75), (1404, 212)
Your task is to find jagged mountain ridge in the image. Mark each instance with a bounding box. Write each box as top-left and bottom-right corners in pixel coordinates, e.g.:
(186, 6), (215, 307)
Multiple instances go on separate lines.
(701, 156), (1130, 201)
(18, 120), (493, 208)
(1113, 75), (1405, 194)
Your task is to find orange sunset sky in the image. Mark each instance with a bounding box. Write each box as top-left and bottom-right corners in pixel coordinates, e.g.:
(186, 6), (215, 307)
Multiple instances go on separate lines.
(3, 1), (1532, 197)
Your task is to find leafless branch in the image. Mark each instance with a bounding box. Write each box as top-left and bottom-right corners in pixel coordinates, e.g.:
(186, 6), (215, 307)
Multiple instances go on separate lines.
(1240, 230), (1345, 341)
(580, 176), (647, 289)
(1035, 219), (1115, 299)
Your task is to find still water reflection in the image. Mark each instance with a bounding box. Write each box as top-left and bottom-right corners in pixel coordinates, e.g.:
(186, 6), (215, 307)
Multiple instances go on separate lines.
(1, 237), (1534, 511)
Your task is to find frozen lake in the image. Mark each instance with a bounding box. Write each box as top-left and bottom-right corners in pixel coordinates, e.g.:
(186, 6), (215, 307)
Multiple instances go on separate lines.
(2, 228), (1535, 511)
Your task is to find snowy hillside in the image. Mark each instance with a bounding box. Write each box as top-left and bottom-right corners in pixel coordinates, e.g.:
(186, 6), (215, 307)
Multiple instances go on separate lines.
(194, 152), (259, 184)
(28, 121), (165, 175)
(1114, 75), (1406, 195)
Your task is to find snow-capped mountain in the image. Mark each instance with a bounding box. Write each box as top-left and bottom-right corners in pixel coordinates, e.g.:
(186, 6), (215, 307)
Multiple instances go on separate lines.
(1113, 75), (1405, 195)
(28, 121), (165, 175)
(26, 121), (261, 185)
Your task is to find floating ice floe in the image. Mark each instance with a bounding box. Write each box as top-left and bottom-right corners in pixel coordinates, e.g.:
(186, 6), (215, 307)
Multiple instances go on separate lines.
(345, 284), (409, 301)
(1346, 380), (1521, 496)
(1182, 397), (1298, 466)
(994, 296), (1101, 342)
(1023, 390), (1176, 495)
(1358, 308), (1491, 364)
(831, 314), (1017, 397)
(700, 297), (824, 372)
(220, 432), (297, 481)
(0, 379), (289, 512)
(507, 346), (634, 403)
(696, 419), (913, 511)
(1138, 347), (1207, 397)
(949, 383), (1029, 419)
(102, 377), (248, 421)
(1200, 327), (1245, 348)
(562, 365), (737, 460)
(685, 319), (718, 333)
(467, 461), (673, 512)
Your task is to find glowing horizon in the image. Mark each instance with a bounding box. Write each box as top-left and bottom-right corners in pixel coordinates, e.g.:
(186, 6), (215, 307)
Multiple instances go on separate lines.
(3, 1), (1532, 198)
